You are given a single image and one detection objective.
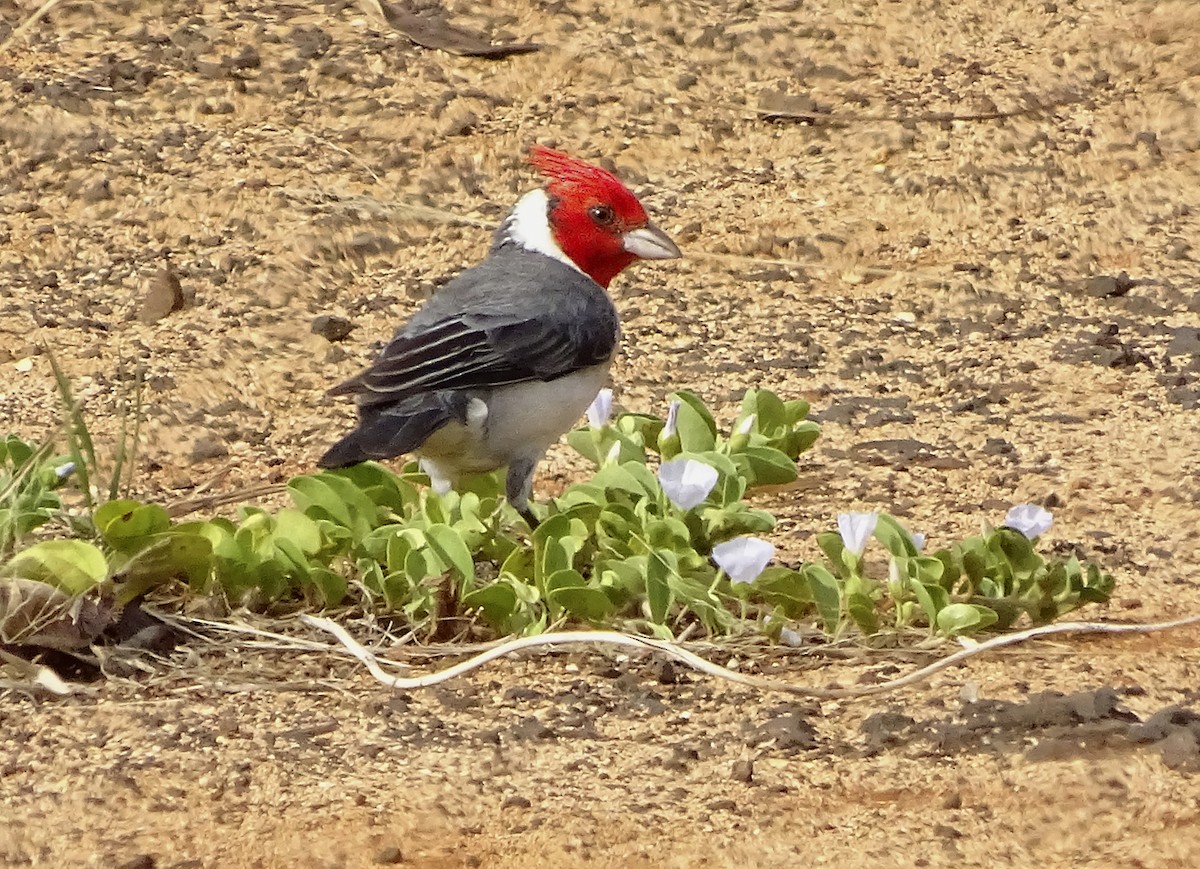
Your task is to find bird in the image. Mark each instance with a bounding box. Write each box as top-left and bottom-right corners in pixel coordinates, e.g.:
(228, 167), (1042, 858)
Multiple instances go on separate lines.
(318, 145), (682, 528)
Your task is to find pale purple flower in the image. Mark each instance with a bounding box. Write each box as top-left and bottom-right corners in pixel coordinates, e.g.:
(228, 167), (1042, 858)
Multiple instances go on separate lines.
(1004, 503), (1053, 539)
(911, 532), (926, 552)
(54, 462), (76, 480)
(837, 511), (879, 557)
(658, 457), (718, 510)
(663, 399), (681, 439)
(712, 536), (775, 584)
(586, 388), (613, 429)
(778, 625), (805, 647)
(733, 414), (756, 437)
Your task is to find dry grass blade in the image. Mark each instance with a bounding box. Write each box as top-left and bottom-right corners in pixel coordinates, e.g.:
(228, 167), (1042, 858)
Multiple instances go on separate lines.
(0, 0), (63, 55)
(166, 482), (288, 518)
(0, 647), (90, 696)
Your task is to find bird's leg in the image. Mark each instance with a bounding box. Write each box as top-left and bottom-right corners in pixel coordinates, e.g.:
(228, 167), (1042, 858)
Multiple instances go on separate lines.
(505, 455), (542, 531)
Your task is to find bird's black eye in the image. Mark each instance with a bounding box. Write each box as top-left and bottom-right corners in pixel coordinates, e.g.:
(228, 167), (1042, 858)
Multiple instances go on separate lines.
(588, 204), (616, 226)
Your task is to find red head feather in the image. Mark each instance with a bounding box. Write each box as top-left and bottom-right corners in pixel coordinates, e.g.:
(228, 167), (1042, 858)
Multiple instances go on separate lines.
(523, 145), (654, 287)
(528, 145), (648, 226)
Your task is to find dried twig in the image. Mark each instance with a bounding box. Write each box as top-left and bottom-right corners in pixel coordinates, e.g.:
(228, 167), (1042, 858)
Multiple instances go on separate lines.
(303, 613), (1200, 699)
(0, 0), (63, 56)
(166, 482), (288, 518)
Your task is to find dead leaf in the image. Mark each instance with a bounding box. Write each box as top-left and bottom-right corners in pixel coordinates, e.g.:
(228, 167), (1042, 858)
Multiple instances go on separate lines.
(362, 0), (541, 58)
(0, 577), (113, 650)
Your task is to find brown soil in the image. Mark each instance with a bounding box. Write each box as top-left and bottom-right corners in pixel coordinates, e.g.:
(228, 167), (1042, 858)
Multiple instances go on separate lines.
(2, 0), (1200, 866)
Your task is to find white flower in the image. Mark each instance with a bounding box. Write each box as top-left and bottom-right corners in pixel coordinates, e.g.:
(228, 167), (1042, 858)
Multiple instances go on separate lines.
(733, 414), (756, 437)
(658, 457), (718, 510)
(837, 511), (879, 557)
(603, 440), (622, 466)
(778, 625), (805, 647)
(586, 388), (613, 429)
(1004, 503), (1053, 539)
(712, 536), (775, 584)
(663, 399), (681, 439)
(911, 532), (926, 552)
(54, 462), (76, 480)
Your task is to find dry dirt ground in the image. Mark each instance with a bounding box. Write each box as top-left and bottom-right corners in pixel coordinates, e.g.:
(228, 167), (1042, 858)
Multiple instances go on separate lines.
(2, 0), (1200, 866)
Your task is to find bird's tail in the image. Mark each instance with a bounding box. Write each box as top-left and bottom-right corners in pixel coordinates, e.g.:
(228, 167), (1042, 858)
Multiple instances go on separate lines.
(318, 395), (463, 469)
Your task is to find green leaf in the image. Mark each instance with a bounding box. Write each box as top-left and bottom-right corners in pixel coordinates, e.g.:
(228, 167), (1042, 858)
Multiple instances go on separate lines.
(591, 462), (659, 498)
(804, 564), (841, 634)
(550, 586), (615, 622)
(847, 591), (879, 635)
(273, 508), (323, 555)
(463, 582), (519, 628)
(304, 567), (347, 607)
(668, 390), (717, 452)
(817, 531), (847, 577)
(646, 549), (676, 624)
(990, 529), (1043, 579)
(912, 580), (949, 628)
(95, 500), (172, 551)
(114, 532), (213, 602)
(750, 566), (812, 618)
(742, 388), (788, 434)
(2, 539), (108, 594)
(425, 523), (475, 584)
(288, 473), (379, 538)
(936, 603), (998, 635)
(783, 398), (811, 424)
(733, 447), (798, 488)
(873, 513), (918, 558)
(782, 422), (821, 458)
(326, 462), (419, 515)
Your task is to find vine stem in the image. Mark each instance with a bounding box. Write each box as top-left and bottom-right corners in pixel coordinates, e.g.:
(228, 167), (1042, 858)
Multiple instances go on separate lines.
(301, 613), (1200, 699)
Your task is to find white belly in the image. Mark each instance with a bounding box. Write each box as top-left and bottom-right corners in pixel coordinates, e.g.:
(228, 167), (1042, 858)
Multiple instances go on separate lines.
(416, 364), (611, 481)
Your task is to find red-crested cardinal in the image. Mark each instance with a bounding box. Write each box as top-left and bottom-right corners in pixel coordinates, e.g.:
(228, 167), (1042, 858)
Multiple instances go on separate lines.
(319, 146), (681, 527)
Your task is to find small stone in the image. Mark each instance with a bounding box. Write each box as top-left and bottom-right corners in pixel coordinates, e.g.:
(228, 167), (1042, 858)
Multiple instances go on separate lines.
(81, 176), (113, 202)
(1083, 273), (1132, 299)
(138, 265), (185, 323)
(440, 111), (477, 137)
(311, 314), (355, 342)
(1166, 238), (1191, 261)
(1158, 728), (1200, 771)
(375, 846), (405, 864)
(502, 794), (532, 809)
(116, 857), (155, 869)
(191, 434), (229, 463)
(731, 759), (754, 783)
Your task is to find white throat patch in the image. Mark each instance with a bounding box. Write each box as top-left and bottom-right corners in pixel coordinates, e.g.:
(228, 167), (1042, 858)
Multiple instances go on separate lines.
(501, 189), (583, 274)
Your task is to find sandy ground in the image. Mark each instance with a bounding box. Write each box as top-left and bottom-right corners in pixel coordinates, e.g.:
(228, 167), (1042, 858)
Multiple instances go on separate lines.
(1, 0), (1199, 866)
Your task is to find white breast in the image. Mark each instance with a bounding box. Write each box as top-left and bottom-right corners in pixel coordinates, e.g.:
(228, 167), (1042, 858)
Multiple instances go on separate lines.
(480, 364), (611, 462)
(415, 364), (611, 481)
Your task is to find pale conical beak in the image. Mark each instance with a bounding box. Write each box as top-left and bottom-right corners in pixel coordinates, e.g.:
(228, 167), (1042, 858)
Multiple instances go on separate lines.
(622, 223), (682, 260)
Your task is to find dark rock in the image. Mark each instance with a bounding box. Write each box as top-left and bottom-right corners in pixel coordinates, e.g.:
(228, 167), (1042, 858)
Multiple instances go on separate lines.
(748, 712), (818, 750)
(116, 857), (155, 869)
(138, 265), (185, 323)
(1157, 728), (1200, 770)
(1165, 327), (1200, 359)
(731, 759), (754, 783)
(80, 176), (113, 202)
(311, 314), (355, 342)
(190, 434), (229, 463)
(1082, 272), (1134, 299)
(375, 846), (405, 864)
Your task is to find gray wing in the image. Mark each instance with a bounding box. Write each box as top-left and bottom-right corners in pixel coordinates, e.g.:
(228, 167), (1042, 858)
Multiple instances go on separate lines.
(329, 253), (619, 407)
